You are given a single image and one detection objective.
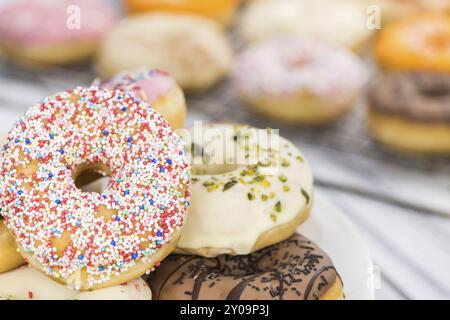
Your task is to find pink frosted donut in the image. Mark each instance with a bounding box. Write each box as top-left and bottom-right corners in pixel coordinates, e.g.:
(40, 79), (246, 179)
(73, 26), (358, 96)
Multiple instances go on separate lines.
(233, 37), (368, 125)
(0, 0), (117, 65)
(0, 86), (190, 290)
(96, 69), (187, 129)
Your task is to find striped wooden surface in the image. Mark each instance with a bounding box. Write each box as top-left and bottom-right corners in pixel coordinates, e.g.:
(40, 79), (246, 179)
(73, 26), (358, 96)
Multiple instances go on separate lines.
(0, 0), (449, 300)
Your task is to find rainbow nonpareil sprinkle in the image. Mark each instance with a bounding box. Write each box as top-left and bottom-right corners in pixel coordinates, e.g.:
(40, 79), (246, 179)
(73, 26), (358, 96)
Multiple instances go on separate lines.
(0, 86), (190, 287)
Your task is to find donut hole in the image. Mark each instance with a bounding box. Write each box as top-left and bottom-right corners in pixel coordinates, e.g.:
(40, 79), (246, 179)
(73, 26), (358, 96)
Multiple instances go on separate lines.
(73, 163), (112, 194)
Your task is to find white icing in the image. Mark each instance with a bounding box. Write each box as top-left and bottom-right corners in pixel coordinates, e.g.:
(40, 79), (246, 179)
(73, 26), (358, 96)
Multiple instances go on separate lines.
(0, 266), (152, 300)
(239, 0), (372, 49)
(177, 124), (314, 254)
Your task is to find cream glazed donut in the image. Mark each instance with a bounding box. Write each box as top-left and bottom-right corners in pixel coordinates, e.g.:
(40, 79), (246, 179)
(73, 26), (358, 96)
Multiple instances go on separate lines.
(0, 266), (152, 300)
(95, 69), (187, 130)
(238, 0), (372, 51)
(176, 124), (314, 257)
(0, 0), (117, 66)
(233, 37), (368, 125)
(0, 87), (190, 290)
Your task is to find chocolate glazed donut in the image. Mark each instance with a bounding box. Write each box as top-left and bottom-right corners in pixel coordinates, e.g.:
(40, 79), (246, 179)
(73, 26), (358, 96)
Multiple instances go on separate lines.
(368, 72), (450, 123)
(367, 72), (450, 154)
(147, 234), (343, 300)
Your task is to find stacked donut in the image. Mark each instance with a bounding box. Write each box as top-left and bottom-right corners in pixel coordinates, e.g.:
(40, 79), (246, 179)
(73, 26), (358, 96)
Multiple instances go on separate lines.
(370, 13), (450, 154)
(147, 124), (345, 300)
(0, 67), (343, 300)
(0, 72), (190, 299)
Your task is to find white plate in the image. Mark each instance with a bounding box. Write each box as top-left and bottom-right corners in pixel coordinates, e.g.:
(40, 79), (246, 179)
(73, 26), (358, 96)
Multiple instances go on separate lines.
(297, 192), (375, 300)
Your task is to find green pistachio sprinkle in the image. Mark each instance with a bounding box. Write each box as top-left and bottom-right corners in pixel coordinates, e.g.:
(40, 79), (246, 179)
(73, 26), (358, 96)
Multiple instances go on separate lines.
(253, 175), (265, 182)
(274, 201), (282, 213)
(281, 159), (290, 167)
(223, 180), (238, 191)
(270, 213), (277, 222)
(261, 194), (268, 202)
(247, 193), (255, 201)
(258, 161), (271, 167)
(207, 185), (219, 192)
(301, 188), (310, 204)
(283, 185), (290, 192)
(296, 156), (304, 162)
(278, 175), (287, 183)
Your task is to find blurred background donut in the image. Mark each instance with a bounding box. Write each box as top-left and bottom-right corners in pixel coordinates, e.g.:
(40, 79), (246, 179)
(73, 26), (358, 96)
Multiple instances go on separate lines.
(95, 68), (187, 129)
(0, 0), (117, 66)
(233, 37), (367, 125)
(238, 0), (373, 51)
(367, 72), (450, 154)
(375, 13), (450, 72)
(96, 13), (233, 91)
(122, 0), (239, 25)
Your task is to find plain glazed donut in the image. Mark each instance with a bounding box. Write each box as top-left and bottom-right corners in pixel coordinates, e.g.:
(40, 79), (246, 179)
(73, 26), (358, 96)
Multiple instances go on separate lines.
(96, 13), (233, 91)
(122, 0), (239, 25)
(0, 266), (152, 300)
(176, 124), (314, 256)
(375, 14), (450, 72)
(238, 0), (372, 51)
(0, 0), (117, 66)
(148, 234), (344, 300)
(95, 68), (187, 130)
(367, 72), (450, 154)
(0, 86), (190, 290)
(233, 37), (367, 125)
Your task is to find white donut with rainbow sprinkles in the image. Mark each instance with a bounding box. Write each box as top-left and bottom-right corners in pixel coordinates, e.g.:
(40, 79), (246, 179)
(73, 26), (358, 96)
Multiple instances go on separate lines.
(0, 86), (190, 290)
